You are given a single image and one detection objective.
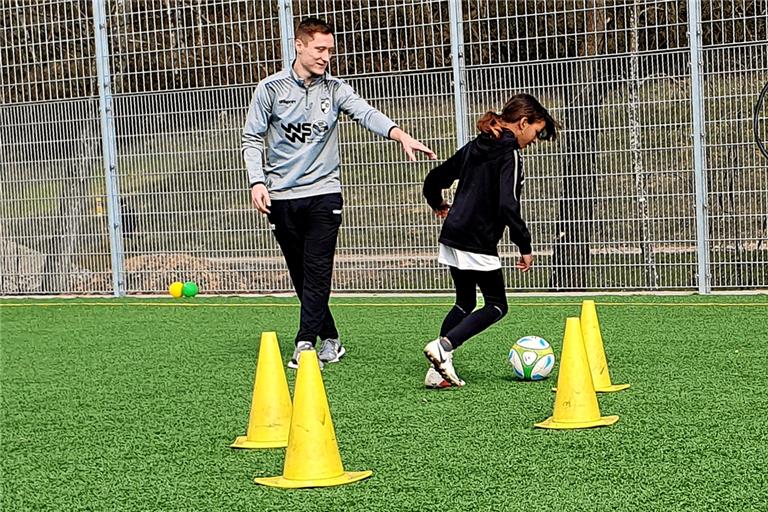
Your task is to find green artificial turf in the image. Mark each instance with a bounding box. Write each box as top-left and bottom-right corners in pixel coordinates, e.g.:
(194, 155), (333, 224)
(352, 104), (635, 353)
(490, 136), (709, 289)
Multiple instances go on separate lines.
(2, 295), (767, 511)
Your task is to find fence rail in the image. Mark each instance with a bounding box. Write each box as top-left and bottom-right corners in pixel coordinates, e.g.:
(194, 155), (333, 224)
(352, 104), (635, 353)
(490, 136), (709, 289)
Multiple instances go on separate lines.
(1, 0), (766, 295)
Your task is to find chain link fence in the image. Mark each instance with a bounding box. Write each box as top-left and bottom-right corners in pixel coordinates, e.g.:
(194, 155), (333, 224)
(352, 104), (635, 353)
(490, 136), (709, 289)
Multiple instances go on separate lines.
(1, 0), (766, 295)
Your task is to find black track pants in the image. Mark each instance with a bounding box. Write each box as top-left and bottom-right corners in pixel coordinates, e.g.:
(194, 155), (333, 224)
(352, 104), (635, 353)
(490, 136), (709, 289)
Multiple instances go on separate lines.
(267, 193), (342, 345)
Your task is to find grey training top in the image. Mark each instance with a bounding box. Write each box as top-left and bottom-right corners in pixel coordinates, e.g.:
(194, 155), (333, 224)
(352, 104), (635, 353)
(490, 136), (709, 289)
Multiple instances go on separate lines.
(242, 66), (398, 200)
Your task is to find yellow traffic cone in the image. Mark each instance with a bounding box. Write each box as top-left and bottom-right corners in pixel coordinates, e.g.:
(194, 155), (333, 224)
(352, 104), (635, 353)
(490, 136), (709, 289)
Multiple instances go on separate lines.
(231, 332), (292, 449)
(535, 317), (618, 429)
(581, 300), (630, 392)
(255, 350), (372, 488)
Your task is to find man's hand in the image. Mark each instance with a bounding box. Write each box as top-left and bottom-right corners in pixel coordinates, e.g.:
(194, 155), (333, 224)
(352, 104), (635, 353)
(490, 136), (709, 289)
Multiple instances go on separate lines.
(390, 127), (437, 161)
(515, 253), (533, 272)
(251, 183), (271, 214)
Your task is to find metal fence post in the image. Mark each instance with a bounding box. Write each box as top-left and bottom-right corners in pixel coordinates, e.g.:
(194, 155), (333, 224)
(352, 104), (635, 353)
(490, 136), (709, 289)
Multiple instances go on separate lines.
(688, 0), (711, 294)
(93, 0), (126, 297)
(278, 0), (295, 70)
(448, 0), (468, 148)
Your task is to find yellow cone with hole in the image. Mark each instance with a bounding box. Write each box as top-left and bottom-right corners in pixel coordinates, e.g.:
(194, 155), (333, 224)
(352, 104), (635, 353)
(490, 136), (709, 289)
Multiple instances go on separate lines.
(231, 332), (292, 449)
(255, 350), (372, 488)
(581, 300), (630, 393)
(535, 317), (618, 429)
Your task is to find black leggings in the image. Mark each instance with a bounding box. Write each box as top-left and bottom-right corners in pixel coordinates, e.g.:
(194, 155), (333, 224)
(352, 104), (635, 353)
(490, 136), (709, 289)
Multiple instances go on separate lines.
(440, 266), (508, 349)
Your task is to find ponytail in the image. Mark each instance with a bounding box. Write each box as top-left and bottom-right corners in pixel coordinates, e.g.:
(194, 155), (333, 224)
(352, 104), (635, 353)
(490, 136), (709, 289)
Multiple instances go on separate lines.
(476, 111), (505, 139)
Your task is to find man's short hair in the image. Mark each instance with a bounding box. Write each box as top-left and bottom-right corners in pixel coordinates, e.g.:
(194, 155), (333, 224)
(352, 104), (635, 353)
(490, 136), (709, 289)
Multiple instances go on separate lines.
(296, 17), (334, 43)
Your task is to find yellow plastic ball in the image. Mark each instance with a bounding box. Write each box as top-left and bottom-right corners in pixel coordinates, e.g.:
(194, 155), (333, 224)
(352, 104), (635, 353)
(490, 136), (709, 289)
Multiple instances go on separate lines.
(168, 281), (184, 298)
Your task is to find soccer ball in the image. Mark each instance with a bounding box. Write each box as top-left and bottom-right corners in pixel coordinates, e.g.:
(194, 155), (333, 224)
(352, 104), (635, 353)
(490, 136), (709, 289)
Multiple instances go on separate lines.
(508, 336), (556, 380)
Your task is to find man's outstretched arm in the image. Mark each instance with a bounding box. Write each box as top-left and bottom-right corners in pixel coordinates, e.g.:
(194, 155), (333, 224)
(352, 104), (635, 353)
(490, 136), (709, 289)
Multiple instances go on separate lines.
(336, 80), (436, 161)
(389, 127), (436, 161)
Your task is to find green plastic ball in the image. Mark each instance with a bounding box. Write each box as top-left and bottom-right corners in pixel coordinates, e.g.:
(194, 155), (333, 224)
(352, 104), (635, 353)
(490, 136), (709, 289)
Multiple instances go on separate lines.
(182, 281), (199, 298)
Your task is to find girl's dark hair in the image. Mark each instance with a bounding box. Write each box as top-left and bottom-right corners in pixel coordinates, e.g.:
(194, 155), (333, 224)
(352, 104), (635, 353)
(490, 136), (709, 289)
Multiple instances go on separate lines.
(296, 17), (334, 43)
(476, 93), (560, 141)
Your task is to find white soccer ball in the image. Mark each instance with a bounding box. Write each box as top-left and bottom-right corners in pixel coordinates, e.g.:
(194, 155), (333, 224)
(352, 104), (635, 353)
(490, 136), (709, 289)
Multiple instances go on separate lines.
(508, 336), (556, 380)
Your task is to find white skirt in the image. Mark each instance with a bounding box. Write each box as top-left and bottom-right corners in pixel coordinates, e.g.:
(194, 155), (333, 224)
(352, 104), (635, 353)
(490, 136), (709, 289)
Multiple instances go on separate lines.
(438, 243), (501, 271)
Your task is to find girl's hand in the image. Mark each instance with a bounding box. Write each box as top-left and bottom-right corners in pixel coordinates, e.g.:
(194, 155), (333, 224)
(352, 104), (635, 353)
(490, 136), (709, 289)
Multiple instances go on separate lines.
(434, 202), (451, 219)
(516, 253), (533, 272)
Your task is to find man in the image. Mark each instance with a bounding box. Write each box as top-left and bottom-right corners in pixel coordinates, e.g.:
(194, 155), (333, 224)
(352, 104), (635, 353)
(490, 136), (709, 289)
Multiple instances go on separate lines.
(243, 17), (436, 368)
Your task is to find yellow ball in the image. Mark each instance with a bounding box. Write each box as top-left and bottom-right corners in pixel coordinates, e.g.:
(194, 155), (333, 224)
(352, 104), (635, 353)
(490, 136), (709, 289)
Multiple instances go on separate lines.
(168, 281), (184, 298)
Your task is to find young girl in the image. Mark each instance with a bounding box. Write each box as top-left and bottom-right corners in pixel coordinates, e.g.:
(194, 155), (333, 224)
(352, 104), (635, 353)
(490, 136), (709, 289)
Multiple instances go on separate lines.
(422, 94), (559, 388)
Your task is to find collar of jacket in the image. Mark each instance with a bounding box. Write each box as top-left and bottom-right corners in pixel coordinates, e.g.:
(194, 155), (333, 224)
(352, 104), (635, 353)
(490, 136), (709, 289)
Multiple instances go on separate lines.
(477, 130), (521, 151)
(289, 61), (326, 87)
(496, 130), (520, 148)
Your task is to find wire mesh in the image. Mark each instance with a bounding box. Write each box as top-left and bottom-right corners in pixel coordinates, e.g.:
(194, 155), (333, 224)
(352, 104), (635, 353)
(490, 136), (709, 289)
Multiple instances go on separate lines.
(1, 0), (766, 295)
(0, 0), (97, 103)
(107, 1), (285, 294)
(462, 1), (700, 290)
(701, 2), (768, 288)
(289, 1), (455, 291)
(0, 99), (110, 293)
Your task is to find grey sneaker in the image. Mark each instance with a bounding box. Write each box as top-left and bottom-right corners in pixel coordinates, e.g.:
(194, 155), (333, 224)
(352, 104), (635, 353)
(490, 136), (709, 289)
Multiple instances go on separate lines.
(318, 338), (346, 363)
(288, 341), (323, 369)
(423, 337), (465, 387)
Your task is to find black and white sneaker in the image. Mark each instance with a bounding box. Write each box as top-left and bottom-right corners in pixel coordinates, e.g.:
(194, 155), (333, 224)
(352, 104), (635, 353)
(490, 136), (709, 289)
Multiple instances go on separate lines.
(424, 366), (452, 389)
(423, 337), (465, 387)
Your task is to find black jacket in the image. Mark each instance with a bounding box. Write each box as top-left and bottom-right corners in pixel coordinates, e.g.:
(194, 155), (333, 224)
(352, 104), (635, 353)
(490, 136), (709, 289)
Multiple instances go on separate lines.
(423, 131), (531, 256)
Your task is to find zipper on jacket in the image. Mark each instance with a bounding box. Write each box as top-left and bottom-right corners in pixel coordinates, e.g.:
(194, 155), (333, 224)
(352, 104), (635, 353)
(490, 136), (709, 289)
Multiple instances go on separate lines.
(512, 150), (520, 201)
(304, 79), (315, 110)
